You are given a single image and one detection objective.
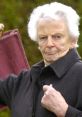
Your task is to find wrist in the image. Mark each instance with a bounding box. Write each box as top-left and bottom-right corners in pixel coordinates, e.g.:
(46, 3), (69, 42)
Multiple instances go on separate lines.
(55, 104), (68, 117)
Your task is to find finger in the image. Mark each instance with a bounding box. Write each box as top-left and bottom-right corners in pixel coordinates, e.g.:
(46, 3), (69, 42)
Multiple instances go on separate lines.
(43, 84), (54, 95)
(43, 85), (48, 92)
(49, 84), (53, 87)
(0, 23), (4, 31)
(43, 84), (52, 92)
(0, 23), (4, 38)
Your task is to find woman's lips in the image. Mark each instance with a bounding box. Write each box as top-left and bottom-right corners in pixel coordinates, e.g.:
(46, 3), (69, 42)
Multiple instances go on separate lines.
(45, 52), (55, 55)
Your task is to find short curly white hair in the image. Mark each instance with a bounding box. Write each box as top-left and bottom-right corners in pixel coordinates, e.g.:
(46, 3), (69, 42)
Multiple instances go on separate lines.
(27, 2), (80, 44)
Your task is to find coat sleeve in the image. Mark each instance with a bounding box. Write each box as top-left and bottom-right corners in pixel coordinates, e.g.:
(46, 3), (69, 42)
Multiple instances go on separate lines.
(65, 70), (82, 117)
(0, 69), (29, 108)
(65, 105), (82, 117)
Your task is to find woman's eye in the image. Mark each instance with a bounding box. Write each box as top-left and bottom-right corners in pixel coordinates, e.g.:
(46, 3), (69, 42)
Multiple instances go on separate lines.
(56, 35), (61, 38)
(39, 36), (47, 40)
(52, 35), (61, 39)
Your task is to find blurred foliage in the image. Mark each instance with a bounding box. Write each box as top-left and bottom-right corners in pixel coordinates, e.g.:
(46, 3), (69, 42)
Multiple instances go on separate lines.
(0, 0), (82, 116)
(0, 108), (10, 117)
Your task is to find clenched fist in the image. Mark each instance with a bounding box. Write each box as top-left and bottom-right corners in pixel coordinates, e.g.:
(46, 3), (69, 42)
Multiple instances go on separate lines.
(41, 84), (68, 117)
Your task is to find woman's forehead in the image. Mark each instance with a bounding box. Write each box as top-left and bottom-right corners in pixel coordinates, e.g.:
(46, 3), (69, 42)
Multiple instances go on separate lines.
(37, 19), (68, 35)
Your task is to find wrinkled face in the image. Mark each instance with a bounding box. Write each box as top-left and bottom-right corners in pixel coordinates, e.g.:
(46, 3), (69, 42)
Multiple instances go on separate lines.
(37, 19), (75, 64)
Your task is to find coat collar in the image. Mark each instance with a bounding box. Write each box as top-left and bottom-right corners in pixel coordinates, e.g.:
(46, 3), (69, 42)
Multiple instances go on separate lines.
(49, 48), (81, 78)
(31, 49), (81, 80)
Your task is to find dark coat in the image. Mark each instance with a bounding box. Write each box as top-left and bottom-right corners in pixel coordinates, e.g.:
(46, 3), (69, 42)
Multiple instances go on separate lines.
(0, 49), (82, 117)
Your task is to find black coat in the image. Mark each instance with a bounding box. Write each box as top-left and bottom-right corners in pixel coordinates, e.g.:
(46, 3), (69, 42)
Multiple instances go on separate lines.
(0, 49), (82, 117)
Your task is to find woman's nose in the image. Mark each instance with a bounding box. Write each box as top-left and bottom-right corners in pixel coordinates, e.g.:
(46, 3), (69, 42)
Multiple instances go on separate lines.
(46, 37), (54, 47)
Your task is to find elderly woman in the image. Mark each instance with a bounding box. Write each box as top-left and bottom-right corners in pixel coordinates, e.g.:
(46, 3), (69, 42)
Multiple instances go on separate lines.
(0, 2), (82, 117)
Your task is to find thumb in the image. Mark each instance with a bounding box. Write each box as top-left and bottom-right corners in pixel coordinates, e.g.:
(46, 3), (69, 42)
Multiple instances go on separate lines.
(43, 85), (49, 92)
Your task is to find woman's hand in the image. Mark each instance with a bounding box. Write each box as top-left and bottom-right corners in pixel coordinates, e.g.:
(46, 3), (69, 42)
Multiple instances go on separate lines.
(0, 23), (4, 37)
(41, 84), (68, 117)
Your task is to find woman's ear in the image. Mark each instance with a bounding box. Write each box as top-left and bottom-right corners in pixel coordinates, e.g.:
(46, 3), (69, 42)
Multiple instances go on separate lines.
(38, 46), (40, 50)
(70, 37), (78, 48)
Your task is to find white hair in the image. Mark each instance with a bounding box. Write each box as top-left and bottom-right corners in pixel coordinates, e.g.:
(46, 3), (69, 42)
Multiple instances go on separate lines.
(27, 2), (80, 45)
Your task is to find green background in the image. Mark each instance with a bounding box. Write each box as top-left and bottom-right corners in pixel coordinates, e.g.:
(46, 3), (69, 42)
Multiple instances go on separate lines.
(0, 0), (82, 116)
